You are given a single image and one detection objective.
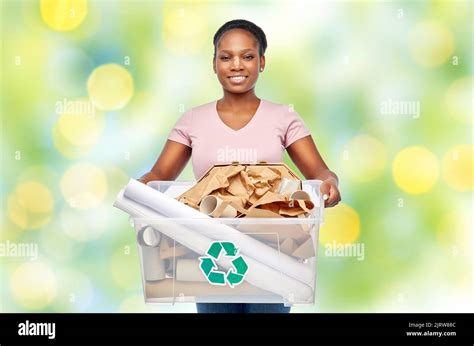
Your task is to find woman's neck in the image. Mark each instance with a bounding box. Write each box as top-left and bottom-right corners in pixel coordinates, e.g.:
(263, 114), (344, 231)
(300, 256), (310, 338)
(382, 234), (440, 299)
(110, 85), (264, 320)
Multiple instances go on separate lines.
(219, 89), (260, 110)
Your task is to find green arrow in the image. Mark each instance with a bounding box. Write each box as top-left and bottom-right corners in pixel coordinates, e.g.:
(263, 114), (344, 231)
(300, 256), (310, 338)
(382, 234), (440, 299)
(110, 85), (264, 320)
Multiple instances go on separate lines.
(221, 242), (238, 256)
(232, 256), (248, 275)
(199, 257), (216, 276)
(226, 271), (244, 287)
(207, 242), (223, 259)
(208, 271), (226, 284)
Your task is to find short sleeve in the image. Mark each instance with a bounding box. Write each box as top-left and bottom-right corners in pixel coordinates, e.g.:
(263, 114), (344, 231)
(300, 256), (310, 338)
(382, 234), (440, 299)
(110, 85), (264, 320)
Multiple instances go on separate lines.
(283, 108), (311, 148)
(167, 110), (193, 147)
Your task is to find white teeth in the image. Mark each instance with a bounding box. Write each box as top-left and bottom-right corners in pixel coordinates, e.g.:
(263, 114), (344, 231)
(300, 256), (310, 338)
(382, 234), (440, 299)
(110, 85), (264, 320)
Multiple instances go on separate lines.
(230, 76), (246, 81)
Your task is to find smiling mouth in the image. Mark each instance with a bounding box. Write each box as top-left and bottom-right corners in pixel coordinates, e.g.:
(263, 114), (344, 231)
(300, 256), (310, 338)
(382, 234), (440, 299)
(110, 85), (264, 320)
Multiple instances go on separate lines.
(228, 75), (248, 81)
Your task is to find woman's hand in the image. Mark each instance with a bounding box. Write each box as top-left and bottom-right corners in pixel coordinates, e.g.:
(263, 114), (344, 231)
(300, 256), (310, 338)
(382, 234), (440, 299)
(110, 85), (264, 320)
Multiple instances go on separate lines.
(320, 177), (341, 208)
(286, 136), (341, 208)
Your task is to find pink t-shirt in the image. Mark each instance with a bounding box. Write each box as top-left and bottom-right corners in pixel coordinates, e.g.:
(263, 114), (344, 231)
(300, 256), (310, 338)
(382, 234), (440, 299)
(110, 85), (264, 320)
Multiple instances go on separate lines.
(167, 99), (311, 180)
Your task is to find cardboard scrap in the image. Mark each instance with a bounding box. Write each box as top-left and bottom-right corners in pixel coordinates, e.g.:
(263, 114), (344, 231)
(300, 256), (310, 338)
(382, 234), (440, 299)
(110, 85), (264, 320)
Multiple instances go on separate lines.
(159, 236), (191, 259)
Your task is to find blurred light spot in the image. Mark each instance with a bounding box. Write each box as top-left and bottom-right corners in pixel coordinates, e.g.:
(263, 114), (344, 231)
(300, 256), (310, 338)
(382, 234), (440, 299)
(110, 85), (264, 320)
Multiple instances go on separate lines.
(60, 163), (107, 209)
(52, 101), (105, 159)
(87, 64), (134, 111)
(53, 122), (95, 158)
(437, 211), (472, 257)
(10, 262), (57, 309)
(442, 145), (473, 191)
(0, 216), (24, 242)
(319, 203), (360, 245)
(445, 77), (473, 124)
(59, 205), (110, 241)
(340, 135), (387, 182)
(161, 3), (208, 55)
(7, 181), (54, 229)
(53, 270), (93, 312)
(40, 219), (84, 260)
(40, 0), (88, 31)
(18, 166), (59, 191)
(392, 147), (439, 194)
(109, 247), (140, 290)
(410, 21), (454, 67)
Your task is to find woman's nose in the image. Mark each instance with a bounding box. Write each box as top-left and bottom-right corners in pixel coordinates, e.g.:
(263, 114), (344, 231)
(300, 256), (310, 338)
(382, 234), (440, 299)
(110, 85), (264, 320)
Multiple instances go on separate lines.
(231, 56), (243, 70)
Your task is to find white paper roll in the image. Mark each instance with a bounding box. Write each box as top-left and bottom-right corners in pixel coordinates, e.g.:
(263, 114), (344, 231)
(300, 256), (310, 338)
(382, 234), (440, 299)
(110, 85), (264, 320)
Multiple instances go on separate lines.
(122, 179), (314, 285)
(141, 246), (166, 281)
(137, 226), (161, 247)
(200, 195), (237, 218)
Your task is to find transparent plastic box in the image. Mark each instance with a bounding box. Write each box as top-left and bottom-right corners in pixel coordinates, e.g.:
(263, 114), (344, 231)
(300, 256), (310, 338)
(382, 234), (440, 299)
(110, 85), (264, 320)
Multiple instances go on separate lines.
(131, 180), (323, 306)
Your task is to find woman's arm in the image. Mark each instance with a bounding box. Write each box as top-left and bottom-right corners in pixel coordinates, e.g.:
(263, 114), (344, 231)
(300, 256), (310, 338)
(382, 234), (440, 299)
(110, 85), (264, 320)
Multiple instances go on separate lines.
(286, 135), (341, 207)
(138, 140), (192, 184)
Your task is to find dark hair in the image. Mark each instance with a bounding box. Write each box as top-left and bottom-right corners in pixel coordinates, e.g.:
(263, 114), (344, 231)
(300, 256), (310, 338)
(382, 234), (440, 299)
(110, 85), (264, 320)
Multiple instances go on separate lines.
(213, 19), (267, 58)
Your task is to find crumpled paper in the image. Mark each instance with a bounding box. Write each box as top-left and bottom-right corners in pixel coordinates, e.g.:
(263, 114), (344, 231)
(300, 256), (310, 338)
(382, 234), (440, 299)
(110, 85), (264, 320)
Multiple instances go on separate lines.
(176, 163), (313, 217)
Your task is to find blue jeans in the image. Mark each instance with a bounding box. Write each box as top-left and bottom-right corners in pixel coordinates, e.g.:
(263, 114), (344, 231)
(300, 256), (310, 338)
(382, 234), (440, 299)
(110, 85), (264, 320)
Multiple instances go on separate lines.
(196, 303), (291, 313)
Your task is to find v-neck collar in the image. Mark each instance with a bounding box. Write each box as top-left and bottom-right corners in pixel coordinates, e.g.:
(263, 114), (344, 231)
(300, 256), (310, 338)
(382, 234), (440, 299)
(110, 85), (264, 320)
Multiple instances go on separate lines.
(214, 99), (264, 133)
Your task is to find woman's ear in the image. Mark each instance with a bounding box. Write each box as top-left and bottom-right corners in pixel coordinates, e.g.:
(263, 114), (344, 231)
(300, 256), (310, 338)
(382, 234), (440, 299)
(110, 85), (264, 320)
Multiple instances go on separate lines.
(260, 55), (266, 72)
(212, 58), (217, 74)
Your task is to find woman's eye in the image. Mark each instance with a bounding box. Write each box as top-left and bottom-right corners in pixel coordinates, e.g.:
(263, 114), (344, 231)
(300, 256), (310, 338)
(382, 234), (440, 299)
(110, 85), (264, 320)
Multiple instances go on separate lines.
(220, 56), (230, 61)
(244, 55), (254, 60)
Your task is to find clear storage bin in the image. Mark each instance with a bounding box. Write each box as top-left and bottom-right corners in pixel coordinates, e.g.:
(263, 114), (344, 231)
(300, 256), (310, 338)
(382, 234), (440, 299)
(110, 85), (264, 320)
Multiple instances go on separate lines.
(131, 180), (323, 306)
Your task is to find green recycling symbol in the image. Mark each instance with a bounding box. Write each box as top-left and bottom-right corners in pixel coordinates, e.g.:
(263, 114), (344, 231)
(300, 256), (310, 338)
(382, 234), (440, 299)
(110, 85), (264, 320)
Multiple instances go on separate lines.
(198, 241), (248, 287)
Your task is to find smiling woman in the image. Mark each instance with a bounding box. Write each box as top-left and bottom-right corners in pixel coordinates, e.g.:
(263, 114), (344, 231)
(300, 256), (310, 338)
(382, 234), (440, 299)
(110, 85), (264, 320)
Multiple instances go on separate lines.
(138, 19), (341, 314)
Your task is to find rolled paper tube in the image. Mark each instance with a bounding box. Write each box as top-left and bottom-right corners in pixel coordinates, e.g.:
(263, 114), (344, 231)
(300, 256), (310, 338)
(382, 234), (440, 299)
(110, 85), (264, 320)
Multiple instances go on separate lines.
(290, 190), (311, 201)
(199, 195), (237, 218)
(137, 226), (161, 247)
(141, 246), (166, 281)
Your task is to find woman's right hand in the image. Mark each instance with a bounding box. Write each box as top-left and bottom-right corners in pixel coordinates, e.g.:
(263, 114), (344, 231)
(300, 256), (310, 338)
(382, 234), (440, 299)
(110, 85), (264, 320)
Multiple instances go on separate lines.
(138, 140), (192, 184)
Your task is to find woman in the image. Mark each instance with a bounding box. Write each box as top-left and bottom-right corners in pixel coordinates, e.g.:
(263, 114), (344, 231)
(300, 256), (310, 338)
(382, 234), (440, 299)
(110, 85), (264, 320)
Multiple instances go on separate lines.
(139, 19), (341, 313)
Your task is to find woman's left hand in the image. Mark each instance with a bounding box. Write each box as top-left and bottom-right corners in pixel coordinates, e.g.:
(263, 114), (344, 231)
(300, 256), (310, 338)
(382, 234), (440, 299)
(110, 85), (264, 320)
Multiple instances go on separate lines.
(320, 178), (341, 208)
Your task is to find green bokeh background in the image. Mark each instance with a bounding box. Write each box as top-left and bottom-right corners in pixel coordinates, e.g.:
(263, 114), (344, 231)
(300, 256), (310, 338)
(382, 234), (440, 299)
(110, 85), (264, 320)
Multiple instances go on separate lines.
(1, 0), (472, 313)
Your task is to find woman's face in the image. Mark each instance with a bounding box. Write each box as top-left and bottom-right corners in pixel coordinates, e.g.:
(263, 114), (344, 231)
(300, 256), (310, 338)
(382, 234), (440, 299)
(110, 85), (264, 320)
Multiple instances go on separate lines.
(213, 29), (265, 95)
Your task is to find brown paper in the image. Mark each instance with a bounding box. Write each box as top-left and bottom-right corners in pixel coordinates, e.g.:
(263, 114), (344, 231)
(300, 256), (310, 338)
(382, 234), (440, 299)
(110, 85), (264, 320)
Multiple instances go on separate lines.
(159, 236), (191, 259)
(178, 165), (245, 208)
(176, 162), (313, 218)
